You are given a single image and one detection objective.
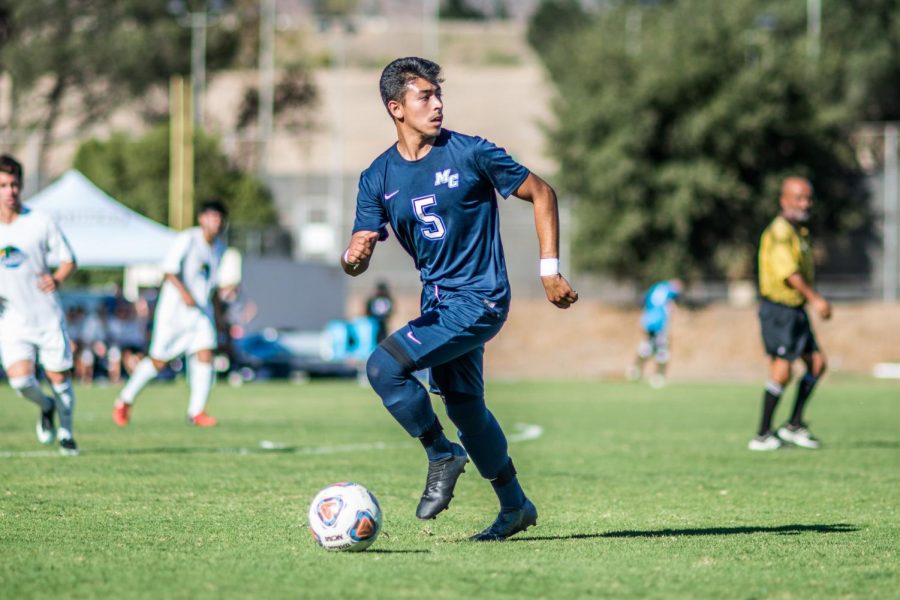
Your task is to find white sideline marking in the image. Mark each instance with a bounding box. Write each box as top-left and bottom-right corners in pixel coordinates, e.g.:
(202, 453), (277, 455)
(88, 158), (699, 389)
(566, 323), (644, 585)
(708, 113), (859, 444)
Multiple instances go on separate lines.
(0, 422), (544, 459)
(507, 423), (544, 443)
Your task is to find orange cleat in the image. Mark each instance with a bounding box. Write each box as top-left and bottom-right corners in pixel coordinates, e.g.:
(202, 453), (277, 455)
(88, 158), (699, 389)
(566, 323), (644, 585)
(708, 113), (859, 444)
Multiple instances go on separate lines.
(187, 411), (218, 427)
(112, 400), (131, 427)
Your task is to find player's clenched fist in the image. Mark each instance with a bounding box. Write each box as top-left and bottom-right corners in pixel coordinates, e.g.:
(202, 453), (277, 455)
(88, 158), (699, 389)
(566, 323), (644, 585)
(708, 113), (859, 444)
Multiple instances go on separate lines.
(341, 230), (380, 275)
(541, 274), (578, 309)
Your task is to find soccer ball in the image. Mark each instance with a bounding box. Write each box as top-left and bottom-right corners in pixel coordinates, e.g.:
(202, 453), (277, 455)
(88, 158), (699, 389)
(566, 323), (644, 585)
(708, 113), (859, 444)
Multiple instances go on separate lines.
(308, 482), (382, 552)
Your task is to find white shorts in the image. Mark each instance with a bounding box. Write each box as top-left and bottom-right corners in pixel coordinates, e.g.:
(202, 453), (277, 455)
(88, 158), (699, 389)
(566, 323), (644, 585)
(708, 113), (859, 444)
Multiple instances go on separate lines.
(148, 308), (217, 361)
(0, 319), (74, 373)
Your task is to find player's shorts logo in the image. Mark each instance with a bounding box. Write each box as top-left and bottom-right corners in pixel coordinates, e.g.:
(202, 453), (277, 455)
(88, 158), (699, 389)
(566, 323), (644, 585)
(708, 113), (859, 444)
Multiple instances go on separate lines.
(0, 245), (25, 268)
(199, 263), (211, 279)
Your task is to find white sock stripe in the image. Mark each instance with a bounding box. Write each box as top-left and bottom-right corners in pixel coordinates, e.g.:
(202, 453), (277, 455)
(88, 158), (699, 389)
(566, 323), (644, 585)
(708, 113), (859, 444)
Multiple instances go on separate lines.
(765, 381), (784, 396)
(50, 380), (73, 394)
(9, 375), (39, 390)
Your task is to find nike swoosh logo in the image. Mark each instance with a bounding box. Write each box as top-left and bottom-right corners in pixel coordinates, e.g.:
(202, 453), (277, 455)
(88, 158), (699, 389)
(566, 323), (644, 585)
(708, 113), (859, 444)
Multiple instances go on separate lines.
(406, 331), (422, 345)
(384, 190), (400, 200)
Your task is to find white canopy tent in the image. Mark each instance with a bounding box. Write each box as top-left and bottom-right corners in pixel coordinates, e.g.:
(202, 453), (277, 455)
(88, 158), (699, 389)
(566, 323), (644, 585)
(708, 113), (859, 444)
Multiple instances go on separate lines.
(26, 170), (242, 299)
(26, 169), (177, 267)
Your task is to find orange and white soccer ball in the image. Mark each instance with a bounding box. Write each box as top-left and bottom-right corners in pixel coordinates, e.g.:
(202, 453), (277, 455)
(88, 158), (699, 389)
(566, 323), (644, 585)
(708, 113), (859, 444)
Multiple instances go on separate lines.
(308, 482), (382, 551)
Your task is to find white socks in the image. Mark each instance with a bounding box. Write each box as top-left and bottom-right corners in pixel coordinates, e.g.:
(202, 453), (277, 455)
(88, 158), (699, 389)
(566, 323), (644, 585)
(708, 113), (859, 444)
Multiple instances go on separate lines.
(50, 380), (76, 439)
(120, 358), (159, 404)
(187, 357), (214, 418)
(10, 375), (55, 413)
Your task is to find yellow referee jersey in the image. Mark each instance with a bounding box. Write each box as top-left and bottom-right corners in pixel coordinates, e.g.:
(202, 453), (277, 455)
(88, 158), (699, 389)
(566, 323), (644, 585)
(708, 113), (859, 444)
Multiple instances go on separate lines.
(758, 215), (814, 307)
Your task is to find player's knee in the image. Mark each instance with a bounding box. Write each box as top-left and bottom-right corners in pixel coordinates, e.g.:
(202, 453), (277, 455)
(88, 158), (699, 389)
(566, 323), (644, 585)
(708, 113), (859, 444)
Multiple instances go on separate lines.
(637, 341), (653, 359)
(365, 346), (406, 391)
(445, 395), (491, 435)
(9, 374), (39, 394)
(813, 356), (827, 378)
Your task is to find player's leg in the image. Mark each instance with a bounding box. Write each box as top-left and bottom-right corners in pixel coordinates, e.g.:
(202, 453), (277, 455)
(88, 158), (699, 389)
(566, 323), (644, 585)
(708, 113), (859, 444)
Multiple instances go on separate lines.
(779, 348), (826, 449)
(38, 323), (78, 456)
(751, 301), (795, 450)
(45, 369), (77, 456)
(628, 332), (654, 381)
(749, 357), (791, 451)
(366, 342), (450, 456)
(114, 315), (183, 425)
(3, 347), (57, 445)
(366, 337), (467, 520)
(650, 330), (669, 389)
(114, 355), (167, 425)
(182, 314), (220, 426)
(185, 349), (217, 426)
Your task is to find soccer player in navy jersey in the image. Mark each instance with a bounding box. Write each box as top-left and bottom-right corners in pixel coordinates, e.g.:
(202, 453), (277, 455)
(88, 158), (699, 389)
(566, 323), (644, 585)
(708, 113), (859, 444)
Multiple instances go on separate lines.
(341, 57), (578, 541)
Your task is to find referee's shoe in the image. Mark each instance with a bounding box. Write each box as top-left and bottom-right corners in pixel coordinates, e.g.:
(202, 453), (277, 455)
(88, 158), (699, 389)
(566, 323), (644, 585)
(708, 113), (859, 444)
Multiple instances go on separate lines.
(778, 423), (821, 449)
(748, 432), (783, 451)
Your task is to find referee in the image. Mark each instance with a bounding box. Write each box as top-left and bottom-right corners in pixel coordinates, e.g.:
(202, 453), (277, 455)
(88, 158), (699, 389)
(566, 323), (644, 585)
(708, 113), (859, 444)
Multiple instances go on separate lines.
(750, 177), (831, 451)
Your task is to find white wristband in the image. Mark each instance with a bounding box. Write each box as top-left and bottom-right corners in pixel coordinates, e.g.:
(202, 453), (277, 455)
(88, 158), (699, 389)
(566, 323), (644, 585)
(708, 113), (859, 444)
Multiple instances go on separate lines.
(540, 258), (559, 277)
(343, 249), (359, 268)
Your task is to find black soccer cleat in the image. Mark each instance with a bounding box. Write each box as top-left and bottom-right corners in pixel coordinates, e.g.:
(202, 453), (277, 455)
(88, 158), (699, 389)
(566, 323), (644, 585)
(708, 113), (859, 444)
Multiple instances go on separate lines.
(415, 444), (469, 520)
(58, 437), (79, 457)
(469, 499), (538, 542)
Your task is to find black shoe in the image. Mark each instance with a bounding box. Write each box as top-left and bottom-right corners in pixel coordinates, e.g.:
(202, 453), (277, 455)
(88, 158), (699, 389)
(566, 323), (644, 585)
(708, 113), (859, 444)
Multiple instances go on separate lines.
(415, 444), (469, 520)
(469, 499), (538, 542)
(59, 437), (79, 457)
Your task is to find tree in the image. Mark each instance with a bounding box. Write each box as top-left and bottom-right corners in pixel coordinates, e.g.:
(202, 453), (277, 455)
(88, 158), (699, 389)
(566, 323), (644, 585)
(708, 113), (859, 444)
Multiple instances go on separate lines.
(529, 0), (870, 283)
(72, 125), (279, 229)
(441, 0), (488, 21)
(0, 1), (242, 170)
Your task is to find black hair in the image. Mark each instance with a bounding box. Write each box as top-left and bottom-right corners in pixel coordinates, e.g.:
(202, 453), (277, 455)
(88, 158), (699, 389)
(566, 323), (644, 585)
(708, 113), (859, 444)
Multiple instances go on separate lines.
(379, 57), (443, 116)
(0, 154), (23, 181)
(198, 198), (228, 217)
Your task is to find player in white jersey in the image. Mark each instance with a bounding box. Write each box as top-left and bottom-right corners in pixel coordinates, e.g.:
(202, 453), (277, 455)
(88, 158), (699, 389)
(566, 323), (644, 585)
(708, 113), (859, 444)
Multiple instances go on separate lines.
(0, 154), (80, 456)
(112, 200), (228, 427)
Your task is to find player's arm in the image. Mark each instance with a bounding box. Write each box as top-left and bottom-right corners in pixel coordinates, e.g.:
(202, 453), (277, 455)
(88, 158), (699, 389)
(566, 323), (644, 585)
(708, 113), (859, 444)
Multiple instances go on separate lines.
(786, 272), (831, 320)
(165, 273), (198, 307)
(341, 230), (380, 276)
(513, 173), (578, 309)
(37, 260), (76, 293)
(39, 219), (77, 293)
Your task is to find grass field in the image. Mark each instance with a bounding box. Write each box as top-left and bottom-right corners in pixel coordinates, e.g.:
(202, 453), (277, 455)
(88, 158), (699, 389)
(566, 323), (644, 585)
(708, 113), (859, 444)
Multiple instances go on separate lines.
(0, 376), (897, 599)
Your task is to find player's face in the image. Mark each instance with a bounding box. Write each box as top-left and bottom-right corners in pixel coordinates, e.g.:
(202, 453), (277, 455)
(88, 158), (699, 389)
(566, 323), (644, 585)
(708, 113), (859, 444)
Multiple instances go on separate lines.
(390, 78), (443, 138)
(0, 172), (22, 213)
(780, 180), (813, 223)
(198, 209), (226, 239)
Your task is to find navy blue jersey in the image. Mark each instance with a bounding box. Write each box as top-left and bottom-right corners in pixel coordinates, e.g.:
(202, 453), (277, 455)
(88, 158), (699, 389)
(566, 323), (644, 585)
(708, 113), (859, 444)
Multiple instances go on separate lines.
(353, 129), (529, 305)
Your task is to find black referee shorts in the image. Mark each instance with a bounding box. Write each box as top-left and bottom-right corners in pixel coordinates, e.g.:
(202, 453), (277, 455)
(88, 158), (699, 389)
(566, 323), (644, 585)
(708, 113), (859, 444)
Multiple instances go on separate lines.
(758, 298), (819, 361)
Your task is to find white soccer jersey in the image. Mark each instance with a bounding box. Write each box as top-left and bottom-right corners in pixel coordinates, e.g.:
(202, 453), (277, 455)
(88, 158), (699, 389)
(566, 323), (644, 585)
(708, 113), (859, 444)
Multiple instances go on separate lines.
(0, 207), (75, 329)
(154, 227), (226, 321)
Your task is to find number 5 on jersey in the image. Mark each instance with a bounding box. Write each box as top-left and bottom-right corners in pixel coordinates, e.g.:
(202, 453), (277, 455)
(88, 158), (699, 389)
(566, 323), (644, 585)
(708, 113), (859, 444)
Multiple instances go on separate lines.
(412, 195), (446, 240)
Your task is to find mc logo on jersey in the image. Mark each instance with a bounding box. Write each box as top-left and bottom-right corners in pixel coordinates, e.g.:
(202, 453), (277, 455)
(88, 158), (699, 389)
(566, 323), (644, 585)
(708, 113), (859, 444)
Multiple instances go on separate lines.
(434, 169), (459, 189)
(0, 245), (25, 269)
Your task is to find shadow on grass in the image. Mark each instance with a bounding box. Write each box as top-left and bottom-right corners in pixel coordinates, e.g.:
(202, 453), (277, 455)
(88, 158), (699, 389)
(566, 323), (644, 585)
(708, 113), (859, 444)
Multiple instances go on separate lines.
(511, 523), (859, 542)
(840, 440), (900, 450)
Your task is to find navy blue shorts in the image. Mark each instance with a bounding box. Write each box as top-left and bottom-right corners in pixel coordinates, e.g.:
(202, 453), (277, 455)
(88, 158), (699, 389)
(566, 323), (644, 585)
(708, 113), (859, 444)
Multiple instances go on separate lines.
(382, 286), (507, 399)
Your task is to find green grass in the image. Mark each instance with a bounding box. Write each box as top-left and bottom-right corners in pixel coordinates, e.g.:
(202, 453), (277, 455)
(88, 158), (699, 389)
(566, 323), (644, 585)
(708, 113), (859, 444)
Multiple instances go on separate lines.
(0, 377), (897, 599)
